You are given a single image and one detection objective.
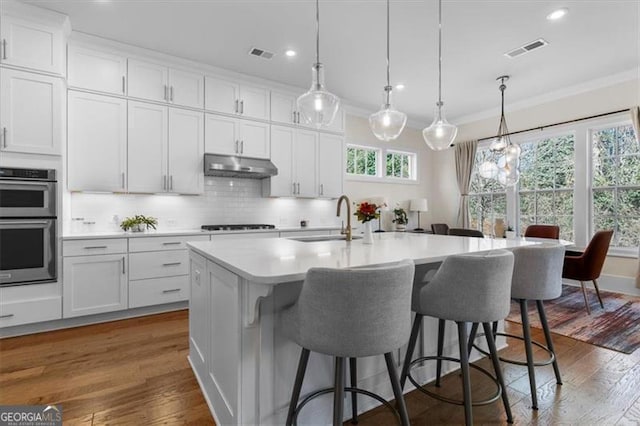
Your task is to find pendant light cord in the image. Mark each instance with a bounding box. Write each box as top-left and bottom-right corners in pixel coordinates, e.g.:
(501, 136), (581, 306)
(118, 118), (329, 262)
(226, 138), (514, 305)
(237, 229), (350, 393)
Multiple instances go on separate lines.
(316, 0), (320, 65)
(385, 0), (391, 105)
(437, 0), (442, 107)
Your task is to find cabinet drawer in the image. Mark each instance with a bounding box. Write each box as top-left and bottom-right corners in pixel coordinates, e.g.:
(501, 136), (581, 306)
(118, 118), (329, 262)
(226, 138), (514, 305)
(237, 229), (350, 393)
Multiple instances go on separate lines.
(63, 238), (127, 257)
(129, 276), (189, 308)
(0, 297), (61, 328)
(129, 250), (188, 280)
(128, 234), (209, 252)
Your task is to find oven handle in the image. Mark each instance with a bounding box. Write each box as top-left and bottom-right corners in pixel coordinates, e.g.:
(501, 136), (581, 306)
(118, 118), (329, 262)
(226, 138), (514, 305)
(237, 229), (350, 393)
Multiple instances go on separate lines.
(0, 180), (53, 186)
(0, 220), (50, 226)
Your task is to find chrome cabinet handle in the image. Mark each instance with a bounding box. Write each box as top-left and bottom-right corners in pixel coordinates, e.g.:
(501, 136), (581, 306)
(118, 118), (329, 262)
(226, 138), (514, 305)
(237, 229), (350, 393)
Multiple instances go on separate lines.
(2, 127), (6, 148)
(162, 262), (182, 267)
(121, 172), (125, 189)
(298, 183), (301, 194)
(0, 273), (12, 279)
(234, 99), (239, 113)
(292, 111), (296, 123)
(122, 76), (126, 94)
(170, 86), (174, 102)
(240, 100), (244, 114)
(122, 257), (126, 274)
(320, 183), (324, 195)
(2, 39), (6, 60)
(164, 85), (168, 101)
(162, 241), (181, 246)
(0, 314), (14, 319)
(292, 182), (296, 195)
(162, 175), (167, 190)
(162, 288), (181, 294)
(169, 175), (174, 191)
(235, 140), (239, 153)
(240, 140), (244, 154)
(84, 245), (108, 249)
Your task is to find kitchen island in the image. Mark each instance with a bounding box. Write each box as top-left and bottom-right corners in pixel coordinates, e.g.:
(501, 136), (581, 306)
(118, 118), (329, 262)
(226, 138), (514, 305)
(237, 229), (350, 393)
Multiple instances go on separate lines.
(187, 232), (556, 425)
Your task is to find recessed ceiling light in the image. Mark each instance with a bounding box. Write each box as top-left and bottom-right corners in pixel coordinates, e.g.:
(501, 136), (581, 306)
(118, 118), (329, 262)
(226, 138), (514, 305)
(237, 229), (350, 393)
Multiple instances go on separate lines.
(546, 8), (568, 21)
(285, 49), (297, 57)
(395, 83), (405, 90)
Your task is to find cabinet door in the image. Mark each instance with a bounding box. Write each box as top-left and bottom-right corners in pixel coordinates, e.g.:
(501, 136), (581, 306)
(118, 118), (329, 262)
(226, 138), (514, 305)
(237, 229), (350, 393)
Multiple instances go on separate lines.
(68, 45), (127, 95)
(205, 76), (239, 115)
(238, 119), (269, 159)
(168, 108), (203, 195)
(128, 101), (168, 193)
(63, 254), (128, 318)
(68, 91), (127, 192)
(267, 125), (294, 197)
(205, 114), (237, 155)
(318, 133), (344, 198)
(239, 85), (270, 120)
(294, 129), (318, 198)
(190, 252), (209, 368)
(168, 68), (204, 109)
(0, 69), (62, 155)
(0, 15), (64, 75)
(128, 59), (168, 103)
(270, 91), (297, 125)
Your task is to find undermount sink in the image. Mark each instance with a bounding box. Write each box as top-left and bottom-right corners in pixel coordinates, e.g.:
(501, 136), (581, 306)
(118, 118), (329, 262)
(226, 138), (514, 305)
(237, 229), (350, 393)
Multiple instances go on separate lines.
(288, 235), (363, 243)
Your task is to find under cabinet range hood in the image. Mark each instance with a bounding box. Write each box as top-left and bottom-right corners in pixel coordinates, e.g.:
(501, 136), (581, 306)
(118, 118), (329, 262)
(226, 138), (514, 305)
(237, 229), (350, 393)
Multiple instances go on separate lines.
(204, 154), (278, 179)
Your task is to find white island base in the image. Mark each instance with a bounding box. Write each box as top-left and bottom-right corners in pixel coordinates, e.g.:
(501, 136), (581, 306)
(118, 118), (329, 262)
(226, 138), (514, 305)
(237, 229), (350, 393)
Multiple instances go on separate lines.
(187, 233), (539, 425)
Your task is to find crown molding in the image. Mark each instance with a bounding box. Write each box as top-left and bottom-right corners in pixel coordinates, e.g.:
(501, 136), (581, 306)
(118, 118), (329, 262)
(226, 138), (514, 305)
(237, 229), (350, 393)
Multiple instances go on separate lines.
(454, 68), (640, 126)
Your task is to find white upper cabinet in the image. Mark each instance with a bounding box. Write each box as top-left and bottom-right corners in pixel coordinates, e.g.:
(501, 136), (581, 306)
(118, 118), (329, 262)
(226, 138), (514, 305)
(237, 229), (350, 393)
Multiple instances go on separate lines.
(318, 133), (344, 198)
(68, 45), (127, 95)
(270, 91), (297, 125)
(0, 68), (62, 155)
(168, 68), (204, 109)
(67, 91), (127, 192)
(205, 76), (270, 120)
(127, 59), (169, 103)
(0, 14), (64, 75)
(128, 59), (204, 108)
(128, 101), (168, 193)
(266, 125), (295, 197)
(294, 130), (318, 198)
(168, 108), (204, 195)
(205, 114), (269, 159)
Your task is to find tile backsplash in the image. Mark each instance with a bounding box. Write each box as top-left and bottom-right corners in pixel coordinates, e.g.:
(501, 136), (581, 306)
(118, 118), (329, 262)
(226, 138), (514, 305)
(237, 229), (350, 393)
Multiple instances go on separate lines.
(66, 177), (341, 233)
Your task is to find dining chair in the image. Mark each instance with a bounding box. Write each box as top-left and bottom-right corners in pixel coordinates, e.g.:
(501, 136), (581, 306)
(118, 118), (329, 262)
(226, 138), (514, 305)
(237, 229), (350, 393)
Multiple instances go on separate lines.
(431, 223), (450, 235)
(524, 225), (560, 239)
(562, 230), (614, 314)
(448, 228), (484, 238)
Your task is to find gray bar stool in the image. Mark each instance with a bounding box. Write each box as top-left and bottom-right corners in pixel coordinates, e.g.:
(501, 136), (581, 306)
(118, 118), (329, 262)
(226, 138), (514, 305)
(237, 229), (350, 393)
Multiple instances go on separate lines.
(470, 244), (564, 410)
(282, 259), (415, 426)
(400, 251), (515, 426)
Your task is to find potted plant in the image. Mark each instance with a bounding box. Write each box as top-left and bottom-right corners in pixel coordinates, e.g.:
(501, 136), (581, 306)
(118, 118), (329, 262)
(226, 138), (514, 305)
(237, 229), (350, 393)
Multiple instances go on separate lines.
(354, 201), (380, 244)
(393, 208), (408, 231)
(120, 215), (158, 233)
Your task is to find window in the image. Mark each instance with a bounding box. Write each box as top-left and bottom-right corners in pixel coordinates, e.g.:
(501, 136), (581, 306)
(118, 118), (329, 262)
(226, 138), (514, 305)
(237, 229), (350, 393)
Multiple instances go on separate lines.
(346, 145), (379, 177)
(385, 150), (416, 180)
(469, 147), (507, 236)
(518, 134), (575, 241)
(591, 124), (640, 248)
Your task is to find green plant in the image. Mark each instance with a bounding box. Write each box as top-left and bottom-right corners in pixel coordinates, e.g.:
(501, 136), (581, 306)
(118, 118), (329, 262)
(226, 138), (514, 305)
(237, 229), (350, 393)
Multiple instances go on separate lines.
(392, 208), (408, 225)
(120, 215), (158, 231)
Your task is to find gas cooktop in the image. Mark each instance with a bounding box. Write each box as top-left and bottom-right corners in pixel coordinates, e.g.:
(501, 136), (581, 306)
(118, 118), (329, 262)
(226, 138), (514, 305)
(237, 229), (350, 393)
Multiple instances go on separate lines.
(201, 224), (276, 231)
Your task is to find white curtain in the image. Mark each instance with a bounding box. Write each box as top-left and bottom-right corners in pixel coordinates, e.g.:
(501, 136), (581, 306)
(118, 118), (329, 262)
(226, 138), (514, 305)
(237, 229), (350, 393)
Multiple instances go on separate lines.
(455, 140), (478, 228)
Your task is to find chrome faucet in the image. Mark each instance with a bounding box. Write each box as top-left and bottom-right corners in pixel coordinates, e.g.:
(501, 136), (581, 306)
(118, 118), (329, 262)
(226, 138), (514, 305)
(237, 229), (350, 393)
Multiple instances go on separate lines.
(336, 195), (352, 241)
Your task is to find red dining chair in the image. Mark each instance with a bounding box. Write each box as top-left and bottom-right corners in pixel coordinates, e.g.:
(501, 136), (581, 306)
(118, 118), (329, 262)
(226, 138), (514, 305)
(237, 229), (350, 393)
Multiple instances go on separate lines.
(562, 230), (614, 314)
(525, 225), (560, 239)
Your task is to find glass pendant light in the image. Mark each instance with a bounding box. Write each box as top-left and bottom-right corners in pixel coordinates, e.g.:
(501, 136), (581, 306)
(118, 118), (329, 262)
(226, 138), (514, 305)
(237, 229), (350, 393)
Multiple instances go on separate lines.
(369, 0), (407, 141)
(297, 0), (340, 128)
(423, 0), (458, 150)
(478, 160), (499, 179)
(489, 76), (511, 152)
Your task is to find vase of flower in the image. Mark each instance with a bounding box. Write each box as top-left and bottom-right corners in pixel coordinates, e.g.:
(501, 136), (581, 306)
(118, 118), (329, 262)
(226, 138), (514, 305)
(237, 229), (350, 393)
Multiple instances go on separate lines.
(354, 201), (380, 245)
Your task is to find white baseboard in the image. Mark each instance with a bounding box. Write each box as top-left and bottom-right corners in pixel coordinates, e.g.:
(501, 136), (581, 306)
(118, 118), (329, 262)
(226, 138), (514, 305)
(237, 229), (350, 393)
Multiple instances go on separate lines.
(564, 274), (639, 297)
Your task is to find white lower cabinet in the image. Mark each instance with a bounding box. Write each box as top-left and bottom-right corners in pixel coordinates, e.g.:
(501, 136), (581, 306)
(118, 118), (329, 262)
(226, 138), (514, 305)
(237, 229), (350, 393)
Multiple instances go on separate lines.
(63, 253), (128, 318)
(0, 282), (61, 328)
(129, 276), (189, 309)
(189, 251), (209, 370)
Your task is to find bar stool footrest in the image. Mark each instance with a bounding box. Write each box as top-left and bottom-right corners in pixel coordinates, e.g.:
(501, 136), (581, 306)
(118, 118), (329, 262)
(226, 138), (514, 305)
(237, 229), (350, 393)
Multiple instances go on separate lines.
(407, 355), (502, 406)
(472, 332), (556, 367)
(292, 386), (402, 426)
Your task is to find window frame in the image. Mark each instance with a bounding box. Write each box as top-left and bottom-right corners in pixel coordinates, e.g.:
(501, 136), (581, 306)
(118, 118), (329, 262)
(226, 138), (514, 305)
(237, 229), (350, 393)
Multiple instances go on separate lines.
(345, 144), (381, 179)
(345, 143), (419, 184)
(468, 142), (507, 236)
(384, 149), (417, 181)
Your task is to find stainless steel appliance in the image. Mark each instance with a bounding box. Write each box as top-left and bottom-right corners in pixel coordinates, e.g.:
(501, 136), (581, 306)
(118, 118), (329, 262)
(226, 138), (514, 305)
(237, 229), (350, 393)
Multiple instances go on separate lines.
(0, 167), (57, 286)
(204, 154), (277, 179)
(201, 224), (276, 231)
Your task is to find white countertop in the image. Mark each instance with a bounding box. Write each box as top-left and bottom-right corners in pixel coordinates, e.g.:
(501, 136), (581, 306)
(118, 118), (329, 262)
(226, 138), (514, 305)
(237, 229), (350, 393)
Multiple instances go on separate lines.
(61, 226), (341, 240)
(187, 232), (571, 285)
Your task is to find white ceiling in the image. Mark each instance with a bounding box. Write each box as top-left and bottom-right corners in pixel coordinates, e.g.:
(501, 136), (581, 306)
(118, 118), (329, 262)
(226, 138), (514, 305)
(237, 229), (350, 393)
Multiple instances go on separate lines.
(21, 0), (640, 125)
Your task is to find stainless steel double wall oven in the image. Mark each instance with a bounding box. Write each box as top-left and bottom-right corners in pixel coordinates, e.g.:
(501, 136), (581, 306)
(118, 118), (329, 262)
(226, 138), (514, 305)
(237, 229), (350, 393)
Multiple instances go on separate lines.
(0, 167), (57, 286)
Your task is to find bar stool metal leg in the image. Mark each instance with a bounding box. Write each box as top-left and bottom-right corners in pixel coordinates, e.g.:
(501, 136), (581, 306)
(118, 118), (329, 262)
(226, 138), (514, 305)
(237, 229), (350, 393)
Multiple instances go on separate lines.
(436, 318), (446, 387)
(334, 357), (345, 426)
(467, 323), (479, 357)
(349, 358), (358, 424)
(536, 300), (562, 385)
(286, 348), (310, 426)
(385, 352), (410, 426)
(457, 322), (473, 426)
(483, 322), (514, 424)
(400, 314), (423, 389)
(520, 299), (539, 409)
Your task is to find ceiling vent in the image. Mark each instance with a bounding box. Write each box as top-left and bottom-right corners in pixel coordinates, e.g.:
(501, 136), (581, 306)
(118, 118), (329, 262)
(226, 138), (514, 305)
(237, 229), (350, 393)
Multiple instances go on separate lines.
(248, 47), (274, 60)
(504, 38), (549, 59)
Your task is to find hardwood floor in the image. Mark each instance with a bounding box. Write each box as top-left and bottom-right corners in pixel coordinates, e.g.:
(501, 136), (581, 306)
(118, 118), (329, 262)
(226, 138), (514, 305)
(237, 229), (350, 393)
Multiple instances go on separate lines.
(1, 310), (640, 425)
